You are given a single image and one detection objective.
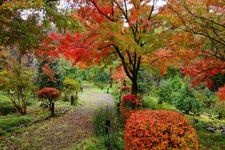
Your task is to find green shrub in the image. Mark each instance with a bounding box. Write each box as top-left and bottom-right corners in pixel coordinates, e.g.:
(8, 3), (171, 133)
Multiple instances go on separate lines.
(142, 96), (158, 109)
(158, 75), (183, 104)
(63, 77), (80, 104)
(137, 69), (153, 95)
(63, 78), (80, 92)
(176, 97), (201, 115)
(175, 84), (202, 115)
(195, 88), (216, 108)
(142, 96), (177, 111)
(0, 116), (32, 134)
(0, 100), (16, 115)
(0, 66), (34, 115)
(90, 67), (110, 89)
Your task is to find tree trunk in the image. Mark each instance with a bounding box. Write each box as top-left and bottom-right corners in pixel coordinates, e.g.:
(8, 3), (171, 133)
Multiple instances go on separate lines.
(22, 105), (27, 115)
(22, 98), (27, 115)
(131, 78), (138, 95)
(12, 101), (26, 115)
(71, 95), (75, 105)
(51, 102), (55, 117)
(123, 80), (126, 86)
(49, 101), (52, 110)
(17, 106), (26, 115)
(113, 46), (141, 96)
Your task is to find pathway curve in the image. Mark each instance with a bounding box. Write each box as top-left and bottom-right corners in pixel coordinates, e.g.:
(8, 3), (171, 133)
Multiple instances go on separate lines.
(1, 84), (114, 150)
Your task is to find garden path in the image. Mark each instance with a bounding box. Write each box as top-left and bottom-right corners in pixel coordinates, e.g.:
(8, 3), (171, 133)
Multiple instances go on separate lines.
(1, 84), (114, 150)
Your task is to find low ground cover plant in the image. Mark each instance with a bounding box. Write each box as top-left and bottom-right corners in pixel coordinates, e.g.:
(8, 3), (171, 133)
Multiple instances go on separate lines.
(124, 110), (199, 150)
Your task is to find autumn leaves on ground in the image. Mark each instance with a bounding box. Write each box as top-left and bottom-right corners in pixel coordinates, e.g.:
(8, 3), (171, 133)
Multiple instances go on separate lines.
(1, 84), (114, 149)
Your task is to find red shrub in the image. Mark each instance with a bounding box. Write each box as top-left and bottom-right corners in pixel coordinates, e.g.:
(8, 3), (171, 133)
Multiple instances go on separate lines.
(125, 110), (199, 150)
(38, 87), (60, 100)
(217, 85), (225, 101)
(121, 94), (141, 121)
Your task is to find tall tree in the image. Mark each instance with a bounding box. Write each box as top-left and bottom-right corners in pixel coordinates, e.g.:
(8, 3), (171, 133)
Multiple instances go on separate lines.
(41, 0), (172, 94)
(164, 0), (225, 91)
(0, 0), (80, 114)
(0, 0), (80, 64)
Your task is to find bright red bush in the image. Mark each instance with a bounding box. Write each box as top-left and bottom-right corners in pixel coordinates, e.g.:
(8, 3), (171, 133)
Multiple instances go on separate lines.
(217, 85), (225, 101)
(121, 94), (141, 121)
(38, 87), (60, 100)
(125, 110), (199, 150)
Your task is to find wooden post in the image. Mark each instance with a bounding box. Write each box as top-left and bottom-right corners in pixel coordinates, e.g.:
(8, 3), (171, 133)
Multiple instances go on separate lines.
(71, 95), (75, 105)
(105, 119), (112, 150)
(105, 119), (111, 135)
(109, 77), (113, 88)
(51, 102), (55, 117)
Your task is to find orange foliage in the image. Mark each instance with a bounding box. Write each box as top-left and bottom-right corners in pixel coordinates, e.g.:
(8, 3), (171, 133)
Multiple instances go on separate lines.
(111, 66), (127, 81)
(163, 0), (225, 91)
(125, 110), (199, 150)
(182, 57), (225, 88)
(217, 85), (225, 101)
(41, 64), (56, 81)
(146, 49), (180, 75)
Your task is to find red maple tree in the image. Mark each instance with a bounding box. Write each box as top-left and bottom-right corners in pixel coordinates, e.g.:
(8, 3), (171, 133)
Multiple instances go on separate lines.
(38, 0), (174, 94)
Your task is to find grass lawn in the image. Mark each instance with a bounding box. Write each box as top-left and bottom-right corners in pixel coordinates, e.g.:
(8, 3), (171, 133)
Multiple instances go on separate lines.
(0, 91), (75, 137)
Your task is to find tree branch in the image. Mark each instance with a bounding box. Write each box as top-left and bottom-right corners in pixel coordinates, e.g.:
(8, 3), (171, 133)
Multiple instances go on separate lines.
(113, 45), (133, 79)
(90, 0), (115, 22)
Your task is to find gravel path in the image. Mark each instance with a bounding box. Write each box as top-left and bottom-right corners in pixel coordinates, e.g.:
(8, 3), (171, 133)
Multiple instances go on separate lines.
(1, 84), (114, 150)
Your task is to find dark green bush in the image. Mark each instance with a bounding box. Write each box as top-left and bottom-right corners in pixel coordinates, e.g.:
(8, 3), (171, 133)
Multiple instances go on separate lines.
(176, 97), (201, 115)
(0, 100), (16, 115)
(158, 77), (202, 115)
(85, 67), (110, 89)
(137, 69), (153, 95)
(158, 75), (183, 104)
(175, 84), (202, 115)
(195, 88), (216, 108)
(94, 70), (110, 89)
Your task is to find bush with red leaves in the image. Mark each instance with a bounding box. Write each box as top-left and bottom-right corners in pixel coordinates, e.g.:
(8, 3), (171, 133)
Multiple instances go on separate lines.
(121, 94), (141, 121)
(38, 87), (60, 100)
(38, 87), (60, 116)
(125, 110), (199, 150)
(217, 85), (225, 101)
